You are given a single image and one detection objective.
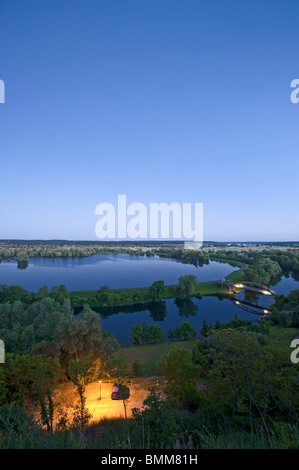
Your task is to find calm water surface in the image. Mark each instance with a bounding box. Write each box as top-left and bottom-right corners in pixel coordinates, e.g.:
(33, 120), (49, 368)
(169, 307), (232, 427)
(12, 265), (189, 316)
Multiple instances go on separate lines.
(0, 254), (238, 291)
(1, 254), (298, 344)
(100, 296), (262, 345)
(100, 273), (299, 345)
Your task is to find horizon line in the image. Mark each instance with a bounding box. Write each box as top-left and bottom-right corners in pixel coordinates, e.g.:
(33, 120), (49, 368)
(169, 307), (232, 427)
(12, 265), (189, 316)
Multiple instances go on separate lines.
(0, 239), (298, 244)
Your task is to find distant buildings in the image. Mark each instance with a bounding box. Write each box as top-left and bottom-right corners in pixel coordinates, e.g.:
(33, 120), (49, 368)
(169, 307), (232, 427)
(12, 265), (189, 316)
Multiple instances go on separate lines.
(184, 241), (203, 250)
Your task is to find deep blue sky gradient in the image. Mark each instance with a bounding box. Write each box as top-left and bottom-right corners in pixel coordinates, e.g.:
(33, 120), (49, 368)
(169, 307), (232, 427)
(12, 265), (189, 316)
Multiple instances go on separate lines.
(0, 0), (298, 241)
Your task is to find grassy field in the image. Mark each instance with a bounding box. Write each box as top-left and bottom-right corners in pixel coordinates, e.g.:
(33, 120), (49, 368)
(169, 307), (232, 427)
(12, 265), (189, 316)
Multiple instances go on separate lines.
(204, 245), (299, 252)
(195, 281), (229, 295)
(225, 268), (246, 283)
(116, 337), (199, 376)
(267, 325), (297, 350)
(69, 281), (230, 308)
(209, 257), (248, 283)
(115, 325), (296, 377)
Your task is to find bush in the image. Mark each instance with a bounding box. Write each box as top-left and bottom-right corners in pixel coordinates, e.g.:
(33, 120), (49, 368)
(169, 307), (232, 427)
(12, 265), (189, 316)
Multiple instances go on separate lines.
(270, 311), (291, 327)
(131, 389), (181, 448)
(131, 360), (143, 377)
(291, 309), (299, 328)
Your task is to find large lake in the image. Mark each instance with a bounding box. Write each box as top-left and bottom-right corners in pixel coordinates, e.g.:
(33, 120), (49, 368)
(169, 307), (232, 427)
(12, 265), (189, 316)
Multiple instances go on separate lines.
(1, 254), (298, 345)
(0, 253), (238, 291)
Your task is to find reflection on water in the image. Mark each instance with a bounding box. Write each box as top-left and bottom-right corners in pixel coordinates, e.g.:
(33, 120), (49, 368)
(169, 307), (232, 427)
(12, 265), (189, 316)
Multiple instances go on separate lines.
(148, 301), (167, 322)
(174, 297), (198, 318)
(98, 296), (261, 345)
(94, 272), (299, 345)
(231, 298), (271, 315)
(1, 254), (299, 345)
(271, 274), (299, 295)
(0, 254), (239, 292)
(243, 291), (260, 304)
(17, 260), (29, 270)
(233, 288), (276, 314)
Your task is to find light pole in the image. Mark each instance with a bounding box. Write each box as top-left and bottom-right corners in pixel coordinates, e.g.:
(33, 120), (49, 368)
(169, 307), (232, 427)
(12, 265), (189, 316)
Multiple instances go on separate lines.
(99, 380), (102, 400)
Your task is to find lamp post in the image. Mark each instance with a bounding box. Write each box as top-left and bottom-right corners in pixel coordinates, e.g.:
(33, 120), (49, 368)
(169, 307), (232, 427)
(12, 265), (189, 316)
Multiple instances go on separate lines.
(99, 380), (102, 400)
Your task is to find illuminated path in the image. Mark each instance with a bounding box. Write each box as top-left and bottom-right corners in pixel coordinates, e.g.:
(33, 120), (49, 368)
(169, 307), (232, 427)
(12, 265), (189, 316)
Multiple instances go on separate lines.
(233, 281), (278, 297)
(231, 298), (272, 315)
(227, 281), (278, 315)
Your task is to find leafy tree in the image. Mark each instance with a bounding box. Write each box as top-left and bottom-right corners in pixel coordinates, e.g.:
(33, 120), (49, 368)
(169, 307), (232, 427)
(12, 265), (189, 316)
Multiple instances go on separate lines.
(51, 285), (70, 304)
(168, 321), (197, 341)
(68, 358), (96, 428)
(54, 304), (103, 364)
(4, 286), (30, 303)
(173, 325), (182, 340)
(178, 321), (196, 340)
(0, 403), (37, 446)
(176, 275), (197, 298)
(148, 281), (166, 302)
(162, 347), (200, 407)
(130, 322), (146, 345)
(97, 286), (111, 305)
(0, 354), (61, 406)
(200, 318), (209, 337)
(17, 251), (29, 262)
(131, 389), (180, 448)
(167, 328), (175, 341)
(291, 308), (299, 327)
(35, 286), (50, 301)
(130, 322), (150, 344)
(37, 386), (55, 433)
(259, 319), (270, 335)
(132, 290), (144, 304)
(148, 325), (165, 343)
(192, 340), (208, 370)
(205, 328), (298, 436)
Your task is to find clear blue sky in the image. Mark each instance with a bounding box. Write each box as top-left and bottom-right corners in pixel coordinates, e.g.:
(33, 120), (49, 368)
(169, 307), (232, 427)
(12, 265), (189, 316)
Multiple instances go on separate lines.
(0, 0), (298, 241)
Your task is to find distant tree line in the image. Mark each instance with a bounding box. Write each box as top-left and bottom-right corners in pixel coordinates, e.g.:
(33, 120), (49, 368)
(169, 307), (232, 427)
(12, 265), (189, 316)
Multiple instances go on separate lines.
(209, 248), (299, 285)
(0, 242), (209, 269)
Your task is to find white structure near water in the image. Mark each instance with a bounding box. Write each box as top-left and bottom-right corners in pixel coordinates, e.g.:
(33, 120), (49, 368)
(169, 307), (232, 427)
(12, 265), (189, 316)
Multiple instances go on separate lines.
(184, 241), (203, 250)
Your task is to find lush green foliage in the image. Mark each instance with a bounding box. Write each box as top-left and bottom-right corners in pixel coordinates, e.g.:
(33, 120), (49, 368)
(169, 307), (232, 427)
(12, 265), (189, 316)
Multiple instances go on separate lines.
(271, 290), (299, 327)
(0, 244), (298, 448)
(208, 248), (299, 285)
(130, 322), (165, 345)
